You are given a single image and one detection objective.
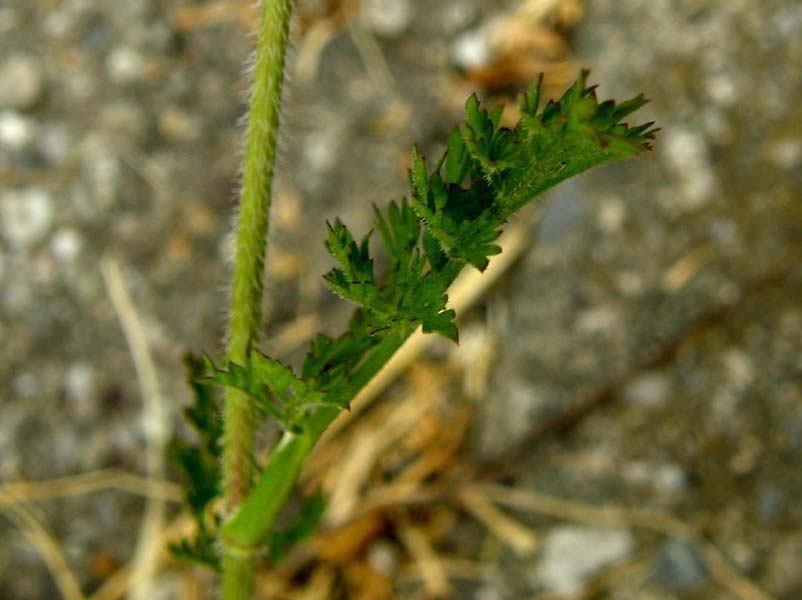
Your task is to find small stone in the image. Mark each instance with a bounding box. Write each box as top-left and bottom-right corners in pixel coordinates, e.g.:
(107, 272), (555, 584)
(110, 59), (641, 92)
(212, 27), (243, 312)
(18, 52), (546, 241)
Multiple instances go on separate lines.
(64, 363), (96, 406)
(13, 373), (39, 399)
(597, 196), (626, 233)
(616, 270), (645, 297)
(705, 72), (738, 106)
(367, 540), (397, 576)
(624, 373), (671, 408)
(0, 189), (54, 250)
(0, 111), (37, 150)
(757, 485), (786, 525)
(654, 463), (687, 494)
(536, 526), (634, 593)
(107, 46), (145, 84)
(576, 305), (620, 335)
(39, 123), (70, 165)
(50, 228), (83, 263)
(440, 3), (479, 35)
(0, 54), (44, 110)
(662, 129), (717, 212)
(451, 27), (493, 70)
(654, 540), (707, 591)
(360, 0), (413, 38)
(766, 138), (802, 170)
(303, 126), (341, 173)
(723, 349), (754, 390)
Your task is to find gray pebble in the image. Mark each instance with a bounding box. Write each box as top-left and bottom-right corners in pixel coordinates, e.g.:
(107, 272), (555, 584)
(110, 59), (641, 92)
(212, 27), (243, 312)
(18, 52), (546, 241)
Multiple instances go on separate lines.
(535, 526), (634, 593)
(654, 540), (707, 592)
(662, 128), (718, 213)
(440, 3), (479, 35)
(0, 188), (54, 251)
(0, 54), (44, 110)
(757, 485), (786, 525)
(360, 0), (414, 37)
(106, 46), (146, 84)
(39, 123), (70, 165)
(367, 540), (398, 576)
(624, 372), (671, 408)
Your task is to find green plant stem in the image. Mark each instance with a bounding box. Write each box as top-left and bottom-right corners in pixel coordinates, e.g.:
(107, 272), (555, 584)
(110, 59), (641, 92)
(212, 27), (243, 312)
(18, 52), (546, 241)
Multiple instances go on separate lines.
(221, 0), (294, 597)
(223, 264), (466, 547)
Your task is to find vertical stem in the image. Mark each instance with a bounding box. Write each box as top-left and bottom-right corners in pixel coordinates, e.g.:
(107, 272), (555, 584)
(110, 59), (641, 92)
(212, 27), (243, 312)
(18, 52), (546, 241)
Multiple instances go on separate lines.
(222, 0), (294, 597)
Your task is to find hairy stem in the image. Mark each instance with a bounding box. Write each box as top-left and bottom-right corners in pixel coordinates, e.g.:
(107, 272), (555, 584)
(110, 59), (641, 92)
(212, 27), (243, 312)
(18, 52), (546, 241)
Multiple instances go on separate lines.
(222, 0), (294, 596)
(222, 347), (407, 547)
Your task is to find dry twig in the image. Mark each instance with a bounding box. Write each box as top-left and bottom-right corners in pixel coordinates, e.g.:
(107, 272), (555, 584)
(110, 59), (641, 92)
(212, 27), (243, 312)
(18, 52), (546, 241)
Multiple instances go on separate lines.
(0, 469), (180, 504)
(101, 258), (171, 600)
(0, 491), (84, 600)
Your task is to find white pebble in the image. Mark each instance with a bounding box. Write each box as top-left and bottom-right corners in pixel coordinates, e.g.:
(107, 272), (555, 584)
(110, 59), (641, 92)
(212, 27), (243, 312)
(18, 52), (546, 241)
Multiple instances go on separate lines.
(654, 463), (687, 494)
(50, 228), (83, 263)
(0, 188), (54, 250)
(624, 373), (670, 408)
(107, 46), (145, 84)
(451, 28), (492, 70)
(536, 526), (634, 593)
(662, 129), (717, 211)
(0, 110), (37, 150)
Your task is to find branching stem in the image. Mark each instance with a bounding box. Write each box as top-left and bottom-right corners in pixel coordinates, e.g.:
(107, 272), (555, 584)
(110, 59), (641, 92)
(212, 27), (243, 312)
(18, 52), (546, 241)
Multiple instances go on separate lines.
(222, 0), (294, 597)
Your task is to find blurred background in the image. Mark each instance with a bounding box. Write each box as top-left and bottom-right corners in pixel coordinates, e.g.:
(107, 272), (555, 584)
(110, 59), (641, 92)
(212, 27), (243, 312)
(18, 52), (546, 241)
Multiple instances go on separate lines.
(1, 0), (801, 598)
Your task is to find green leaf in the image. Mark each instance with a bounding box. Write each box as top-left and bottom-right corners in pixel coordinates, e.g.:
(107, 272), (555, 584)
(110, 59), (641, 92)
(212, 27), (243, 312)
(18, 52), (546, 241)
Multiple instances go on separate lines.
(518, 73), (543, 118)
(170, 355), (222, 542)
(199, 352), (338, 430)
(409, 145), (430, 202)
(181, 354), (222, 454)
(169, 528), (221, 571)
(498, 70), (657, 217)
(423, 229), (448, 271)
(443, 128), (470, 185)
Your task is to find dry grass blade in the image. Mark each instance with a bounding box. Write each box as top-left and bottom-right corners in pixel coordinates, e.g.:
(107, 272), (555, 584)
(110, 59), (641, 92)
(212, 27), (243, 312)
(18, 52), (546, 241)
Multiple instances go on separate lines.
(88, 513), (194, 600)
(101, 257), (171, 600)
(457, 487), (538, 556)
(0, 491), (84, 600)
(396, 515), (451, 598)
(324, 384), (436, 524)
(0, 469), (181, 504)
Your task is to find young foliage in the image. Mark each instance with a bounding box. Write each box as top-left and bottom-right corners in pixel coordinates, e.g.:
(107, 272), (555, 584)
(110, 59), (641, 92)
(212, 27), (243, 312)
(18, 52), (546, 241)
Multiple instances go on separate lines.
(293, 70), (655, 406)
(198, 353), (331, 432)
(168, 354), (223, 570)
(182, 71), (656, 572)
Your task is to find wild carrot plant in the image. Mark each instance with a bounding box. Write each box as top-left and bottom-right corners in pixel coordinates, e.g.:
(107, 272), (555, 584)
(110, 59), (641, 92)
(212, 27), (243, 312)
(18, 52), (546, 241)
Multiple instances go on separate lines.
(167, 1), (657, 598)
